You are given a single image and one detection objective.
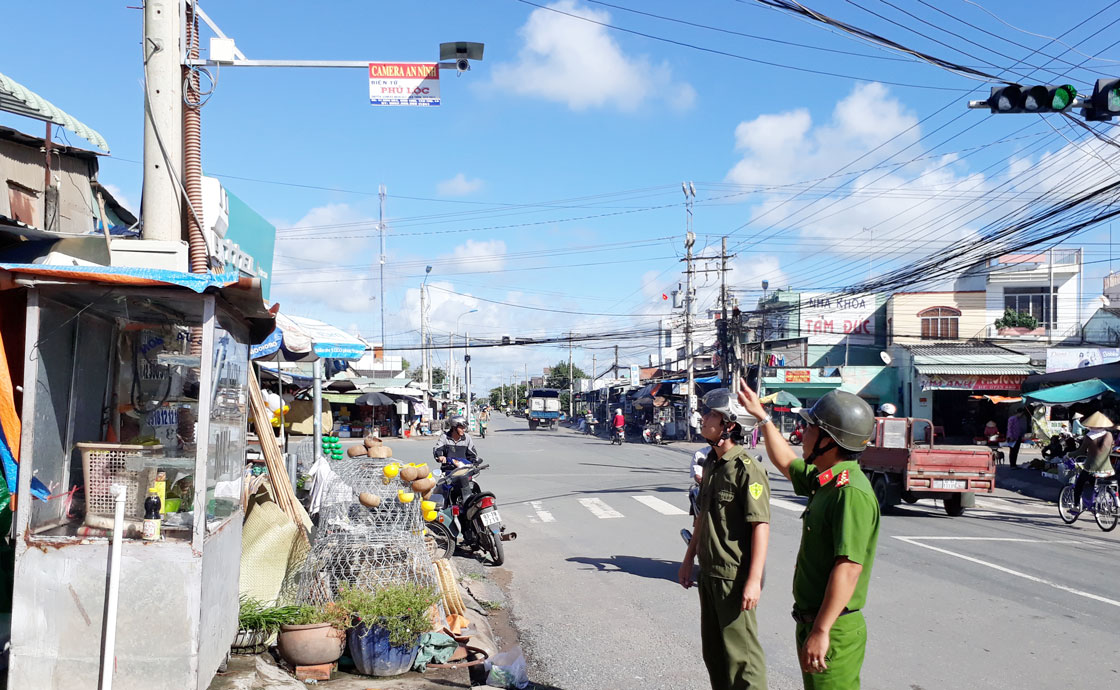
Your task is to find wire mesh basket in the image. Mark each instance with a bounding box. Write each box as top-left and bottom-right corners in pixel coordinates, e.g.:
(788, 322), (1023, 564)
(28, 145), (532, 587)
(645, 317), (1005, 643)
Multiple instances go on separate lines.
(294, 458), (438, 606)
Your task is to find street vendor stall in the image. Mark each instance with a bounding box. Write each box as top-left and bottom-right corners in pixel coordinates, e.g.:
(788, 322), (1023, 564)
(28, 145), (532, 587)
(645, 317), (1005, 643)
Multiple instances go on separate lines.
(1, 263), (272, 690)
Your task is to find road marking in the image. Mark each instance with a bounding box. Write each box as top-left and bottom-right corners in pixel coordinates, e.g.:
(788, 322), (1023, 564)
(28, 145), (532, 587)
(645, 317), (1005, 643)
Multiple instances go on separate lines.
(895, 536), (1083, 543)
(974, 497), (1043, 515)
(632, 495), (687, 515)
(771, 498), (806, 512)
(529, 501), (555, 523)
(578, 497), (624, 519)
(893, 536), (1120, 608)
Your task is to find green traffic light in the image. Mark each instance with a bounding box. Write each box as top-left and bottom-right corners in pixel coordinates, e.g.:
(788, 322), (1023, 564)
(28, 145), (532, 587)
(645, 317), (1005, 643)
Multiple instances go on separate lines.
(1109, 86), (1120, 113)
(1053, 84), (1077, 110)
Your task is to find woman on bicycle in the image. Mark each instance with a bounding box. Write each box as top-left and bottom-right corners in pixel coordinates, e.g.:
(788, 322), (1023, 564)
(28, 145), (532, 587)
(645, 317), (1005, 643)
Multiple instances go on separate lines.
(1073, 411), (1117, 508)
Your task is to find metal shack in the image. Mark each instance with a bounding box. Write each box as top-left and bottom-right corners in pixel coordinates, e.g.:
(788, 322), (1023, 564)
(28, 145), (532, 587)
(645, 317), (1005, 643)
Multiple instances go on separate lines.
(1, 263), (272, 689)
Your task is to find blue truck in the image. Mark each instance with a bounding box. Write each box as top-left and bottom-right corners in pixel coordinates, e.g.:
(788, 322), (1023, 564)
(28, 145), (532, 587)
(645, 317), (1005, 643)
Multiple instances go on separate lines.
(527, 388), (561, 430)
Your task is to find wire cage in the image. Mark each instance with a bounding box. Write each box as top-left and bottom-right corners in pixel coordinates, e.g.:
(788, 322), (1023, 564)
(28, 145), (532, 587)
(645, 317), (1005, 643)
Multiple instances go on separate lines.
(295, 458), (438, 606)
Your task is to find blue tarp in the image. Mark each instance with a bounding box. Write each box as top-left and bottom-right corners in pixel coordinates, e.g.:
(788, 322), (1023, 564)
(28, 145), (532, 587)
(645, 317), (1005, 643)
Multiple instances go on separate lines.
(0, 262), (242, 292)
(660, 375), (722, 384)
(1022, 378), (1120, 405)
(251, 313), (366, 362)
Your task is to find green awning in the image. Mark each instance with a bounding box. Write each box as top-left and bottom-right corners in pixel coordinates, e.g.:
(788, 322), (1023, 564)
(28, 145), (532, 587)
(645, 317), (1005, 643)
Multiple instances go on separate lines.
(322, 392), (360, 404)
(0, 71), (109, 152)
(1022, 378), (1120, 405)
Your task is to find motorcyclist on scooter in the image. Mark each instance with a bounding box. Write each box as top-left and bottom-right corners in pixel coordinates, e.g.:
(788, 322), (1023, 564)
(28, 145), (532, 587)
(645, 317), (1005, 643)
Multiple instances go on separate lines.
(433, 415), (479, 473)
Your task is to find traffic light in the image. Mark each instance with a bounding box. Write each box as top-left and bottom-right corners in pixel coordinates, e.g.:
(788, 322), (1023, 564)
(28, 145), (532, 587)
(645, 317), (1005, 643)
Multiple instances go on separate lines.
(1084, 78), (1120, 121)
(986, 84), (1077, 113)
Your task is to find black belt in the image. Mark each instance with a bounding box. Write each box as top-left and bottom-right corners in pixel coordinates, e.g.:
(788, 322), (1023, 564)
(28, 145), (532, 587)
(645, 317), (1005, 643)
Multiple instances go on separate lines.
(790, 607), (858, 624)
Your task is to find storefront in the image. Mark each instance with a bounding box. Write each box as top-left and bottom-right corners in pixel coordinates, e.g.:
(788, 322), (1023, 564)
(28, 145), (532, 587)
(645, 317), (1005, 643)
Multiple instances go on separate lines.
(761, 366), (895, 410)
(913, 367), (1034, 440)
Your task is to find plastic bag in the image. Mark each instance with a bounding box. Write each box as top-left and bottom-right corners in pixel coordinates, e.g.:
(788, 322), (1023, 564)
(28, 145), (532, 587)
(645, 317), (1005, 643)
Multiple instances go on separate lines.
(484, 645), (529, 689)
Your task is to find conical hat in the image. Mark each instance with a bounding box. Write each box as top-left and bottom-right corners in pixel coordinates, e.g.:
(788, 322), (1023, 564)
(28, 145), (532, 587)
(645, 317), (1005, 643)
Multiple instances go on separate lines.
(1082, 411), (1116, 429)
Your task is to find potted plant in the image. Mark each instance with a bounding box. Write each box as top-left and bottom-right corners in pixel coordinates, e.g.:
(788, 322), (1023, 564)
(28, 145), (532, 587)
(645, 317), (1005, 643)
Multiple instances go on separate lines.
(338, 582), (441, 677)
(235, 596), (301, 655)
(276, 602), (349, 667)
(994, 308), (1045, 336)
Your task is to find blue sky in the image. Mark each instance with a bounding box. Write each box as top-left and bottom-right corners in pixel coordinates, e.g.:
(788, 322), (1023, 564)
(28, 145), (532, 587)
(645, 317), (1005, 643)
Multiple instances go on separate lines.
(3, 1), (1119, 392)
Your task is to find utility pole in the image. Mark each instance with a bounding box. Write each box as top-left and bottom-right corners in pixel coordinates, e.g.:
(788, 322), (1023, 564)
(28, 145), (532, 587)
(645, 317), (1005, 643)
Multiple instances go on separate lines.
(592, 353), (596, 386)
(448, 333), (455, 401)
(758, 280), (769, 396)
(465, 331), (472, 431)
(141, 0), (183, 242)
(683, 182), (697, 442)
(720, 236), (729, 384)
(379, 184), (387, 349)
(568, 332), (574, 419)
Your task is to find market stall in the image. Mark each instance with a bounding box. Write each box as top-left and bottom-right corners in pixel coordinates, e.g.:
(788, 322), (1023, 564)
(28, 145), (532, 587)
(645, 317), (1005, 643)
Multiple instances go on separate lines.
(2, 263), (273, 690)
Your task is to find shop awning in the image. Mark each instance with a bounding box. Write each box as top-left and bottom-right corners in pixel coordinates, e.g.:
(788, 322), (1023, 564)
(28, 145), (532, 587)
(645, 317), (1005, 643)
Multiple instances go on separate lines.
(251, 313), (366, 362)
(0, 70), (110, 151)
(323, 392), (361, 404)
(1022, 378), (1120, 405)
(969, 395), (1023, 404)
(916, 365), (1036, 376)
(381, 386), (424, 399)
(760, 391), (802, 407)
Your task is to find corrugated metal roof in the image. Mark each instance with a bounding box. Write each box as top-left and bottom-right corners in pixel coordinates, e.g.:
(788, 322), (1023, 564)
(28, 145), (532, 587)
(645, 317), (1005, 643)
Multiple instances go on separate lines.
(909, 344), (1029, 366)
(916, 364), (1036, 376)
(0, 72), (109, 152)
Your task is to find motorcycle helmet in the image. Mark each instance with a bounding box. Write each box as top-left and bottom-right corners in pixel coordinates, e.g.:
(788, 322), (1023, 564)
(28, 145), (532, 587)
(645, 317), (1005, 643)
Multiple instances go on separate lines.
(448, 415), (467, 431)
(799, 390), (875, 452)
(700, 388), (753, 424)
(615, 408), (622, 415)
(878, 403), (897, 417)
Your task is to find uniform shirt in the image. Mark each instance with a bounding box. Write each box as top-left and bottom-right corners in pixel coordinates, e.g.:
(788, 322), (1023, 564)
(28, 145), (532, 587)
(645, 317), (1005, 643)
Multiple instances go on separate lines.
(789, 459), (879, 612)
(696, 445), (771, 581)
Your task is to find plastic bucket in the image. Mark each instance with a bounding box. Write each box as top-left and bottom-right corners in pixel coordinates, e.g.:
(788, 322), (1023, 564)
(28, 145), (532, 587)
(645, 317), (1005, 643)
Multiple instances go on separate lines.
(347, 621), (419, 676)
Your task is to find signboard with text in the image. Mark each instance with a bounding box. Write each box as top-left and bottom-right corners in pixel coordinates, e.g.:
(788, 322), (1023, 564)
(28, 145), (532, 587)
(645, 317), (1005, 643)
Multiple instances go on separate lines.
(800, 293), (877, 345)
(369, 62), (440, 106)
(1045, 347), (1120, 373)
(920, 374), (1025, 391)
(785, 370), (811, 383)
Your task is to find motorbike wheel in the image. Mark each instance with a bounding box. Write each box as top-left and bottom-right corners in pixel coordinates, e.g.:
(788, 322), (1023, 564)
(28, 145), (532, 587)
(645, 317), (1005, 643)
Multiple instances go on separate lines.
(426, 521), (456, 559)
(483, 531), (505, 566)
(1094, 488), (1118, 532)
(1058, 485), (1080, 524)
(788, 433), (802, 446)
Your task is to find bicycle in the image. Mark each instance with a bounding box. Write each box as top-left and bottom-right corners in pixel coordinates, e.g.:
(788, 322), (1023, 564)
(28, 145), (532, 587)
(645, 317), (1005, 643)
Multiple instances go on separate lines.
(1057, 458), (1119, 532)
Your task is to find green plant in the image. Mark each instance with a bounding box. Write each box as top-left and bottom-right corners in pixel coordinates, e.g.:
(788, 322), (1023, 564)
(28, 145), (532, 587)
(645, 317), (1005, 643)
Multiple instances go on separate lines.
(479, 600), (503, 612)
(237, 596), (302, 633)
(337, 583), (440, 649)
(287, 602), (351, 630)
(994, 308), (1039, 330)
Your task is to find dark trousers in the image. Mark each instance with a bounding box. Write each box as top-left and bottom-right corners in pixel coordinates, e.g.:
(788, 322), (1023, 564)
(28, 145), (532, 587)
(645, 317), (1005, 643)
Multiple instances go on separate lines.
(1009, 438), (1023, 467)
(1074, 470), (1094, 507)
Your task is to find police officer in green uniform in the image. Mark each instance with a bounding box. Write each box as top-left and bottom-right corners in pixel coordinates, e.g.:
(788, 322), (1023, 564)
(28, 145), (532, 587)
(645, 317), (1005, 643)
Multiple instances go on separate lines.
(678, 388), (772, 690)
(739, 383), (879, 690)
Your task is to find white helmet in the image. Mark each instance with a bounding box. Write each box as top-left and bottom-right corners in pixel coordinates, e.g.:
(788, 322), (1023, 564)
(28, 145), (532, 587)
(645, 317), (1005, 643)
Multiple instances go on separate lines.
(878, 403), (897, 416)
(616, 408), (622, 414)
(700, 388), (753, 424)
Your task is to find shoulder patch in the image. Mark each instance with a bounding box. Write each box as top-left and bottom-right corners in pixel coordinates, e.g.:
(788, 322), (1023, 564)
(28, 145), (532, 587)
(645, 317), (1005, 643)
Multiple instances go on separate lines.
(836, 469), (850, 487)
(749, 482), (764, 500)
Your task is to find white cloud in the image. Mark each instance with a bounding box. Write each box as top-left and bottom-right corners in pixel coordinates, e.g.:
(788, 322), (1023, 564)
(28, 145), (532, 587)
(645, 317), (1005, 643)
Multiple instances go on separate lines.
(442, 239), (507, 274)
(490, 0), (695, 112)
(271, 203), (378, 313)
(102, 182), (136, 216)
(437, 173), (485, 197)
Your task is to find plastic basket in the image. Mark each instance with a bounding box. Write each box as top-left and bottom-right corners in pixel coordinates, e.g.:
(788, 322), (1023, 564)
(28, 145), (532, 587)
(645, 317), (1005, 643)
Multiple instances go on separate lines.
(78, 443), (152, 527)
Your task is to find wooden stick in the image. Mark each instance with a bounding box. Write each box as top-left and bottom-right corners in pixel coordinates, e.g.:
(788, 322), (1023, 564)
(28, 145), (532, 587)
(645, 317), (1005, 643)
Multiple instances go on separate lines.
(248, 373), (303, 529)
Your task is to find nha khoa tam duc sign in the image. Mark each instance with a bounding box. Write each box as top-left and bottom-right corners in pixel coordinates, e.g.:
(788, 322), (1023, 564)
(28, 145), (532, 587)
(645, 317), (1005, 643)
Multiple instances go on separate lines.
(800, 293), (877, 345)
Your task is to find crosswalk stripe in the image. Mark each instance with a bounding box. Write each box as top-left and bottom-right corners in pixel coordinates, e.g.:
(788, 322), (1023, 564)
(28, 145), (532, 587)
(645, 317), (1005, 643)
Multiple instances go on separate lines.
(578, 497), (624, 519)
(530, 501), (555, 523)
(632, 495), (687, 515)
(771, 498), (806, 512)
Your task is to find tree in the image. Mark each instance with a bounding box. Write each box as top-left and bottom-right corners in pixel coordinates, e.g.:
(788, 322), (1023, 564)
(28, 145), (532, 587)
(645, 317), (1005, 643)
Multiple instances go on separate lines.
(431, 367), (446, 386)
(546, 361), (588, 414)
(409, 366), (447, 386)
(994, 308), (1039, 330)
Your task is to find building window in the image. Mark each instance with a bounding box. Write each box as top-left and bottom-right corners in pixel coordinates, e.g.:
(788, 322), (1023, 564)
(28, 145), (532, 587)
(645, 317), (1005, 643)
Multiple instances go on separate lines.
(1004, 287), (1052, 328)
(918, 307), (960, 340)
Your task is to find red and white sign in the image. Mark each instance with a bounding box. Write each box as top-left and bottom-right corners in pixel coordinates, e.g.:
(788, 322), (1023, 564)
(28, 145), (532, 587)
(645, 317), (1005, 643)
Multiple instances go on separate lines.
(921, 374), (1025, 391)
(800, 293), (877, 345)
(785, 370), (811, 383)
(369, 62), (440, 106)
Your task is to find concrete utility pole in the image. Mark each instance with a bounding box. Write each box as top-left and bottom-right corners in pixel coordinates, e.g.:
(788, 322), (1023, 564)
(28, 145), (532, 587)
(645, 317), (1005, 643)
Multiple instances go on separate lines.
(720, 236), (729, 384)
(757, 280), (769, 396)
(568, 332), (574, 418)
(421, 266), (432, 395)
(683, 182), (697, 442)
(465, 331), (472, 430)
(141, 0), (183, 242)
(379, 184), (387, 348)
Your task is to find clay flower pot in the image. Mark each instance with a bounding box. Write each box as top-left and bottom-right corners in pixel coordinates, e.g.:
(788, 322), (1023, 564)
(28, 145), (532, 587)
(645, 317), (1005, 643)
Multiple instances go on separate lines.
(277, 622), (345, 666)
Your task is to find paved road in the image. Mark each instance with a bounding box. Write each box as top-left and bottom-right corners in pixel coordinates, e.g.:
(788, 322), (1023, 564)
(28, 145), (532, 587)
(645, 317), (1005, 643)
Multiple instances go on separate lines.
(396, 415), (1120, 689)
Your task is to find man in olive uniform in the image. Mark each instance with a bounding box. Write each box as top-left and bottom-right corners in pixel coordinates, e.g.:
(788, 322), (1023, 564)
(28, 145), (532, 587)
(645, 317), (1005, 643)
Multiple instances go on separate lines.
(739, 383), (879, 689)
(678, 388), (771, 689)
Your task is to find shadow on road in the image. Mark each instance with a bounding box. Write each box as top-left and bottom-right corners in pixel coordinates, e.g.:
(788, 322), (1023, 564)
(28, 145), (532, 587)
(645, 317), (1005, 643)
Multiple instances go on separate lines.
(566, 554), (681, 582)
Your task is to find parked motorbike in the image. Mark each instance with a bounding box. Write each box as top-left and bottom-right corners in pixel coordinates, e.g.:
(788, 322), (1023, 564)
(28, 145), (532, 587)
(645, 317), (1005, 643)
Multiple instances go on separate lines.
(788, 423), (804, 446)
(642, 422), (664, 445)
(611, 426), (625, 445)
(427, 461), (516, 565)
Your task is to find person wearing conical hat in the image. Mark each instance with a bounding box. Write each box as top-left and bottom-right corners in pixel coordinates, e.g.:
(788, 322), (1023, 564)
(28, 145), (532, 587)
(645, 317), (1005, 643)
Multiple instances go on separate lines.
(1073, 411), (1117, 510)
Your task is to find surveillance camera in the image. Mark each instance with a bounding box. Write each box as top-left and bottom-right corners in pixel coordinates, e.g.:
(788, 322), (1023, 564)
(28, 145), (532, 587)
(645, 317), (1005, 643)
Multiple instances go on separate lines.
(456, 58), (470, 72)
